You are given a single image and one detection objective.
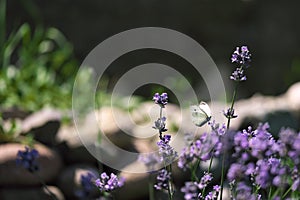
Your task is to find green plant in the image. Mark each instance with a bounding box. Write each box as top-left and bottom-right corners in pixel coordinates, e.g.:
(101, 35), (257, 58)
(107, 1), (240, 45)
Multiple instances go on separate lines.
(0, 0), (78, 111)
(0, 114), (20, 142)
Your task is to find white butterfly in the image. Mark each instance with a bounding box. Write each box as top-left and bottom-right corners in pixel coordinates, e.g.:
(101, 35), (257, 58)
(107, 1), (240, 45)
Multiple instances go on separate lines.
(190, 101), (212, 127)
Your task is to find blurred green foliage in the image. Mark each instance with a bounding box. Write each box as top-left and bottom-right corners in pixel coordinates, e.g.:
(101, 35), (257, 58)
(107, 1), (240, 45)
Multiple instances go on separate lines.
(0, 0), (143, 114)
(0, 114), (19, 142)
(0, 8), (78, 111)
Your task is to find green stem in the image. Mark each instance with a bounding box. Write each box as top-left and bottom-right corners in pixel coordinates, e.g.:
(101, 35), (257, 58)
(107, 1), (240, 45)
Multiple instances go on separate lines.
(267, 186), (272, 200)
(34, 172), (58, 200)
(191, 159), (200, 181)
(220, 82), (239, 200)
(159, 107), (163, 140)
(282, 185), (292, 199)
(167, 164), (173, 200)
(207, 155), (213, 173)
(219, 153), (226, 200)
(226, 83), (238, 129)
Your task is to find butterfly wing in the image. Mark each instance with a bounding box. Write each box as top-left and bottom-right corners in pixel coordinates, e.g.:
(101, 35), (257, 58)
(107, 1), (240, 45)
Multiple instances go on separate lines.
(199, 101), (211, 118)
(190, 103), (211, 127)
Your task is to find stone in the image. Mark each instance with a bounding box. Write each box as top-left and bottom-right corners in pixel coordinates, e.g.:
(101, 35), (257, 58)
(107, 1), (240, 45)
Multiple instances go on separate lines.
(0, 186), (65, 200)
(0, 143), (63, 186)
(57, 107), (134, 149)
(21, 108), (61, 133)
(285, 82), (300, 111)
(57, 164), (100, 199)
(21, 108), (62, 146)
(117, 161), (149, 200)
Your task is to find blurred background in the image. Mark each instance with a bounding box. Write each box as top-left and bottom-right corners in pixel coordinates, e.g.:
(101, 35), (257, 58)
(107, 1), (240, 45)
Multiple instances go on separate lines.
(5, 0), (300, 100)
(1, 0), (300, 199)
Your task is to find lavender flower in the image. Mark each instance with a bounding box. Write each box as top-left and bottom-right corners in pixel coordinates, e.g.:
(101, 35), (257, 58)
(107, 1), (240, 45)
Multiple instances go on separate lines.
(277, 128), (300, 164)
(181, 174), (216, 200)
(154, 169), (171, 190)
(138, 153), (161, 172)
(230, 45), (251, 82)
(203, 185), (220, 200)
(227, 163), (245, 181)
(16, 146), (39, 173)
(223, 108), (238, 119)
(75, 172), (97, 198)
(230, 67), (247, 82)
(153, 116), (168, 133)
(178, 131), (223, 170)
(231, 46), (251, 66)
(153, 92), (168, 107)
(178, 146), (196, 170)
(234, 182), (257, 200)
(292, 167), (300, 191)
(209, 121), (227, 136)
(198, 172), (213, 190)
(227, 123), (300, 199)
(94, 172), (124, 193)
(181, 181), (199, 200)
(157, 134), (178, 164)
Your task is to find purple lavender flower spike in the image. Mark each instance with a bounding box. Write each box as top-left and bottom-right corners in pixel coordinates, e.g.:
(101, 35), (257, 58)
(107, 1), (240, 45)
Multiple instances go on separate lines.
(291, 167), (300, 191)
(153, 92), (168, 107)
(178, 146), (195, 170)
(230, 67), (247, 82)
(227, 163), (245, 181)
(75, 172), (97, 198)
(138, 153), (161, 172)
(16, 146), (39, 173)
(94, 172), (124, 192)
(198, 172), (213, 190)
(154, 169), (171, 191)
(153, 116), (168, 133)
(157, 135), (178, 164)
(231, 46), (251, 66)
(223, 108), (238, 119)
(201, 185), (220, 200)
(235, 182), (257, 200)
(181, 181), (199, 200)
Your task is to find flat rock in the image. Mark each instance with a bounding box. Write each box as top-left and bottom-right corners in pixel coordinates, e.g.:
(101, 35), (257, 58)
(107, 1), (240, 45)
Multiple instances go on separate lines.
(21, 108), (62, 146)
(0, 186), (65, 200)
(0, 143), (63, 186)
(117, 161), (149, 200)
(57, 164), (100, 199)
(57, 107), (134, 149)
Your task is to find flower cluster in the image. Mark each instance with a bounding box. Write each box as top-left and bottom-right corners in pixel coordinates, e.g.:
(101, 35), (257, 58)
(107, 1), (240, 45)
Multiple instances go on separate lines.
(231, 46), (251, 65)
(230, 45), (251, 82)
(154, 169), (171, 191)
(181, 173), (219, 200)
(153, 116), (168, 133)
(16, 146), (39, 173)
(223, 108), (238, 120)
(230, 181), (261, 200)
(157, 134), (178, 164)
(75, 172), (97, 198)
(230, 67), (247, 82)
(228, 123), (300, 198)
(138, 153), (161, 172)
(178, 124), (225, 171)
(153, 92), (168, 107)
(94, 172), (125, 193)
